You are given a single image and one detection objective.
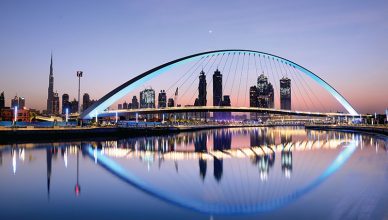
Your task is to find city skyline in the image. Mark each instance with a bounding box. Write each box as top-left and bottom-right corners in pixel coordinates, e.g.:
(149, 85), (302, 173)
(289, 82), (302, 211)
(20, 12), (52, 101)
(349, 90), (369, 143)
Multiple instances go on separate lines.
(0, 0), (387, 114)
(0, 2), (387, 219)
(0, 53), (381, 117)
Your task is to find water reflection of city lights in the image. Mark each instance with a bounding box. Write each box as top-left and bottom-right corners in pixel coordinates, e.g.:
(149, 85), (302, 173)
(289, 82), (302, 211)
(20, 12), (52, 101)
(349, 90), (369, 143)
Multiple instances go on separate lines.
(64, 148), (68, 168)
(12, 149), (16, 175)
(0, 126), (386, 217)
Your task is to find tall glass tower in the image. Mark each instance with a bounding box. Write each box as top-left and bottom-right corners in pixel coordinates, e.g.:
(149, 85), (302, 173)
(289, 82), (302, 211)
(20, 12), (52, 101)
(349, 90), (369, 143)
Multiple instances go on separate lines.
(158, 90), (167, 108)
(213, 69), (222, 106)
(140, 88), (155, 108)
(46, 54), (54, 115)
(198, 70), (207, 106)
(257, 74), (274, 108)
(280, 77), (291, 110)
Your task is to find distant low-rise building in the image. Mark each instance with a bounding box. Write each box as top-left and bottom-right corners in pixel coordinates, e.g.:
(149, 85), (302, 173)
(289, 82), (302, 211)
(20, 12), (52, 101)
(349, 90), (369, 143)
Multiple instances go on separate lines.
(1, 108), (31, 122)
(0, 107), (12, 121)
(167, 98), (174, 107)
(15, 109), (30, 122)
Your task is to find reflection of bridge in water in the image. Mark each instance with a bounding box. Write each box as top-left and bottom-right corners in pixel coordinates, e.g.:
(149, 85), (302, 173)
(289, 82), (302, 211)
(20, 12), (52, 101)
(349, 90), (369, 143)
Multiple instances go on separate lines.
(82, 128), (387, 215)
(2, 127), (387, 215)
(87, 139), (358, 215)
(96, 127), (362, 181)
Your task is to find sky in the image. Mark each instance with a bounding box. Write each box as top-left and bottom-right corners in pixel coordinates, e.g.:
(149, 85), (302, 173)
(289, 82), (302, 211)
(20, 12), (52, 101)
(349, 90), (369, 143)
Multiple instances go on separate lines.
(0, 0), (387, 113)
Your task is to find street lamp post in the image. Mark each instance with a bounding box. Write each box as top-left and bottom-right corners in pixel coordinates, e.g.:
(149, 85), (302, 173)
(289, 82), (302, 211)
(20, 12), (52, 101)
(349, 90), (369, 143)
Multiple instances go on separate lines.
(76, 71), (83, 114)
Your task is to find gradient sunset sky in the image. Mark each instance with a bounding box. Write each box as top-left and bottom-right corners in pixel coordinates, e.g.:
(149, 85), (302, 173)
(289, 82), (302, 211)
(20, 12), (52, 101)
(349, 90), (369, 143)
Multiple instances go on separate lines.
(0, 0), (387, 113)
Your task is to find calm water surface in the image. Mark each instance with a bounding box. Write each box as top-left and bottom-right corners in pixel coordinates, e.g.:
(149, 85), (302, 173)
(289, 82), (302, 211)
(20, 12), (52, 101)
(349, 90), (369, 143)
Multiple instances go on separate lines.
(0, 127), (387, 220)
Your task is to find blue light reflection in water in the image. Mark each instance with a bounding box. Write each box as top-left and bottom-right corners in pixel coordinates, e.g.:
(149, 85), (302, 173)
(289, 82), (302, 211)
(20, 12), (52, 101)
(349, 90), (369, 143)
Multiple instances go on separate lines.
(0, 127), (387, 220)
(86, 141), (357, 215)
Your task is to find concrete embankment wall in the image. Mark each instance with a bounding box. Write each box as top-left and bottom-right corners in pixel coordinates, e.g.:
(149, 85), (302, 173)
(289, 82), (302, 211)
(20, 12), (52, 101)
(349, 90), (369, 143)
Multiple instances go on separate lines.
(0, 125), (257, 142)
(0, 124), (303, 144)
(0, 127), (179, 143)
(305, 125), (388, 136)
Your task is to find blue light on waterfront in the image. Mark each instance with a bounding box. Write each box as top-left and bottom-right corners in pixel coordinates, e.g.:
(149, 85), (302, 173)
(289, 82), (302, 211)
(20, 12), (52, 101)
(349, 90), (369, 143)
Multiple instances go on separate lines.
(0, 127), (387, 220)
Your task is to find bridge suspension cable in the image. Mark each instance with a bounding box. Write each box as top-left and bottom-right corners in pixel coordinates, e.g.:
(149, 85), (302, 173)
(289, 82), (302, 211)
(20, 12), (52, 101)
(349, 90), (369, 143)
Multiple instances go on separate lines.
(288, 63), (317, 111)
(166, 56), (204, 94)
(180, 54), (215, 103)
(291, 66), (327, 112)
(229, 52), (240, 97)
(82, 49), (360, 120)
(223, 52), (236, 95)
(244, 54), (251, 107)
(236, 53), (246, 106)
(187, 54), (222, 104)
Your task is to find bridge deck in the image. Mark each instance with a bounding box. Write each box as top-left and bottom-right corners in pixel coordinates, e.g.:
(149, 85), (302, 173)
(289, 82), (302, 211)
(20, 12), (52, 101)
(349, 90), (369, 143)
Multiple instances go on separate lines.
(99, 106), (366, 118)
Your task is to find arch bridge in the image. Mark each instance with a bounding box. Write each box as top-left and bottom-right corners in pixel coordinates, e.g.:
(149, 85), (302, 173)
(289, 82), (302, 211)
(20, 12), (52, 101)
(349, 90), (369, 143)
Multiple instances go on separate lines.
(81, 49), (361, 120)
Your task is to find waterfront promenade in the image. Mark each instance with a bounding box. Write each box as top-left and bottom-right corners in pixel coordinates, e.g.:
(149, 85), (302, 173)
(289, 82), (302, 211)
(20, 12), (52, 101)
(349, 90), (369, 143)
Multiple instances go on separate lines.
(0, 123), (273, 142)
(305, 124), (388, 136)
(1, 123), (387, 143)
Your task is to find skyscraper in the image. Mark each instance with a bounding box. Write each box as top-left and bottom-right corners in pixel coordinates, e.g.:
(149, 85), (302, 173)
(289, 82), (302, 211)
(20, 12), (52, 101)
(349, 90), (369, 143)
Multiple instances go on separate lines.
(158, 90), (167, 108)
(140, 88), (155, 108)
(249, 86), (258, 108)
(62, 94), (70, 114)
(280, 77), (291, 110)
(46, 54), (54, 115)
(213, 69), (222, 106)
(70, 99), (79, 114)
(213, 69), (222, 120)
(132, 96), (139, 109)
(0, 92), (4, 109)
(249, 86), (258, 120)
(18, 97), (25, 109)
(53, 92), (60, 115)
(197, 70), (207, 106)
(11, 96), (19, 109)
(257, 74), (274, 108)
(267, 83), (274, 108)
(82, 93), (91, 111)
